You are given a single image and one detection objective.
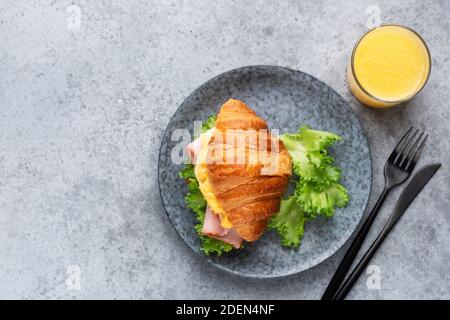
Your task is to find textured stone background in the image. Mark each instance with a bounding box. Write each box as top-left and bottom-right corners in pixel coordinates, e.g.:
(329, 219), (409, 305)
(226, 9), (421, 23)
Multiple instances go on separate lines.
(0, 0), (449, 299)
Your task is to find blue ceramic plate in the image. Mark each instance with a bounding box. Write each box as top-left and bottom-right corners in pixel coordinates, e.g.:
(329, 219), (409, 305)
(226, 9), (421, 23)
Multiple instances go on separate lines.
(158, 66), (372, 278)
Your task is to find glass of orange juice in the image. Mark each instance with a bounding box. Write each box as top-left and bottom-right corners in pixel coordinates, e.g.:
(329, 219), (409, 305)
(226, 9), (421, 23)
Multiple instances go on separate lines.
(347, 24), (431, 108)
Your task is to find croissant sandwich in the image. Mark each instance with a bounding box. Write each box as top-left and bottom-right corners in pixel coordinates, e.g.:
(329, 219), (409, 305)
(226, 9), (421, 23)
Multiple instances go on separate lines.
(180, 98), (349, 255)
(184, 99), (292, 248)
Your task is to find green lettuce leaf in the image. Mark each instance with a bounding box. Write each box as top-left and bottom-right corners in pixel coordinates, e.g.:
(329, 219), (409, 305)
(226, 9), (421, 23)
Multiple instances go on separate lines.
(202, 115), (217, 132)
(179, 164), (196, 181)
(269, 126), (349, 247)
(268, 195), (305, 247)
(280, 126), (341, 183)
(296, 180), (349, 218)
(184, 175), (206, 215)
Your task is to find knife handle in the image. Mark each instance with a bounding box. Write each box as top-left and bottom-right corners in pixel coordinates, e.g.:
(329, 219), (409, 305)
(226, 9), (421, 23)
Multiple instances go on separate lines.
(332, 213), (398, 300)
(321, 187), (391, 300)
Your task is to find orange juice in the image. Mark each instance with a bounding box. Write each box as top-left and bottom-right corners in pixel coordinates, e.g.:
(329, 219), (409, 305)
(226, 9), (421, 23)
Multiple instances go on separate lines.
(348, 25), (431, 108)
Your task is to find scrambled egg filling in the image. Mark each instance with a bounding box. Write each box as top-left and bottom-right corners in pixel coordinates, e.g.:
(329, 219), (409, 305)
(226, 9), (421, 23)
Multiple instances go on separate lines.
(194, 129), (233, 228)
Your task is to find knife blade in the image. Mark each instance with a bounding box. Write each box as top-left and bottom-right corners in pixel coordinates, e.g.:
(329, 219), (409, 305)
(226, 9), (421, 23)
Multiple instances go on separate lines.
(383, 163), (441, 228)
(333, 163), (441, 300)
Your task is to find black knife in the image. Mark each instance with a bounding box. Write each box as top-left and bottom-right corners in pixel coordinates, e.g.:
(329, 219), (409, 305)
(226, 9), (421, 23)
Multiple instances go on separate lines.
(332, 163), (441, 300)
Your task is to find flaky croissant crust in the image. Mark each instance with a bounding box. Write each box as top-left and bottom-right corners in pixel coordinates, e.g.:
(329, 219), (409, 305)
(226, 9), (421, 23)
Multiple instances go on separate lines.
(205, 99), (292, 241)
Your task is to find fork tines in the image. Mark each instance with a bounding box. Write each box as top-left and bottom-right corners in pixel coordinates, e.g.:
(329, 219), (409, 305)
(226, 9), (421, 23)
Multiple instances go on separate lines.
(390, 127), (428, 171)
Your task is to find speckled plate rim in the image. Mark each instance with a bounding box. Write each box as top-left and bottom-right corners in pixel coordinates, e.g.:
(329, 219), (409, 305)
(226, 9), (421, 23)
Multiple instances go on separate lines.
(158, 65), (373, 279)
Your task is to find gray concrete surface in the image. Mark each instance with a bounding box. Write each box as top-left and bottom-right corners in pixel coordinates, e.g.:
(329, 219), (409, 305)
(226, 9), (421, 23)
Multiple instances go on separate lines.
(0, 0), (449, 299)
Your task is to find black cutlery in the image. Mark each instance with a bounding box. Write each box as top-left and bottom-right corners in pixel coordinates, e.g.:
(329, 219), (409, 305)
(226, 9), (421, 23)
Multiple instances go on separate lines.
(322, 127), (428, 300)
(333, 163), (441, 300)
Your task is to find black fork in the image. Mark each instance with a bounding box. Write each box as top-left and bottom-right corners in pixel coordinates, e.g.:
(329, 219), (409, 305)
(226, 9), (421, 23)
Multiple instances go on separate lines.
(322, 127), (427, 300)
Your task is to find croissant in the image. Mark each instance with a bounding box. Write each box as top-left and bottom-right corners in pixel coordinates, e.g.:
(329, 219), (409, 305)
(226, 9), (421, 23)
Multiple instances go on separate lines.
(203, 99), (292, 241)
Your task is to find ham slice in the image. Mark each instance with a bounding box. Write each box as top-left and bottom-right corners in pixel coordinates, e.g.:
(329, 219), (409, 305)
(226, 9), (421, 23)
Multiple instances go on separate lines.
(185, 129), (215, 165)
(185, 135), (202, 164)
(202, 206), (243, 248)
(202, 206), (228, 237)
(211, 229), (243, 249)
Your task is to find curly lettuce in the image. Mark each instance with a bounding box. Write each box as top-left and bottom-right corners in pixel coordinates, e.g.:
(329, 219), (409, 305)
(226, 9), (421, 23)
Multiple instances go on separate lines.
(280, 126), (341, 183)
(201, 114), (217, 133)
(268, 195), (305, 247)
(269, 126), (349, 247)
(296, 180), (349, 218)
